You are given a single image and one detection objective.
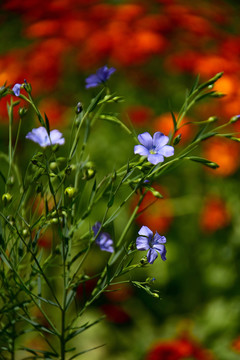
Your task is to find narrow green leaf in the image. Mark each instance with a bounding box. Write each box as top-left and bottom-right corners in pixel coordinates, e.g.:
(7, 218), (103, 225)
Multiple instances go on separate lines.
(86, 88), (105, 113)
(66, 317), (105, 342)
(44, 113), (50, 135)
(170, 111), (177, 131)
(68, 344), (105, 360)
(189, 74), (200, 95)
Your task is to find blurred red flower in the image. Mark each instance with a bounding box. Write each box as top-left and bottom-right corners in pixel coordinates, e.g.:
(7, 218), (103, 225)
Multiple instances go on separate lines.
(133, 185), (173, 234)
(126, 105), (154, 127)
(146, 336), (215, 360)
(232, 335), (240, 353)
(100, 304), (131, 324)
(199, 195), (231, 233)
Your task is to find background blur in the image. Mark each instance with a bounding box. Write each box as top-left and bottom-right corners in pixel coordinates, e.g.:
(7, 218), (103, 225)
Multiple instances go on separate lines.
(1, 1), (240, 359)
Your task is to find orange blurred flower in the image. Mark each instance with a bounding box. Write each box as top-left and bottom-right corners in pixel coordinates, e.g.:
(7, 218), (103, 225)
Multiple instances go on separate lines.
(133, 185), (173, 234)
(202, 137), (240, 176)
(199, 195), (231, 233)
(153, 113), (193, 144)
(114, 3), (145, 22)
(195, 55), (239, 77)
(25, 19), (60, 38)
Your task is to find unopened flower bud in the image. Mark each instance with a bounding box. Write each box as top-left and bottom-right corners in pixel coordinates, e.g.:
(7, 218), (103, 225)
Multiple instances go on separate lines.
(64, 187), (76, 198)
(207, 116), (218, 123)
(173, 134), (181, 145)
(75, 102), (83, 114)
(19, 107), (28, 117)
(2, 193), (12, 206)
(23, 80), (32, 93)
(230, 115), (240, 124)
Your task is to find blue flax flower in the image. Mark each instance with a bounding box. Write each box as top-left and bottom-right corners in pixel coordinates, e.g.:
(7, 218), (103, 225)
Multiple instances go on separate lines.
(26, 127), (65, 147)
(92, 222), (114, 253)
(136, 226), (166, 264)
(134, 131), (174, 165)
(12, 83), (22, 96)
(85, 65), (116, 89)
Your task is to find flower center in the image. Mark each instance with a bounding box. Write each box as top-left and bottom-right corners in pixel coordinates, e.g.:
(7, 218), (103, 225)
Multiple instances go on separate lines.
(150, 149), (156, 154)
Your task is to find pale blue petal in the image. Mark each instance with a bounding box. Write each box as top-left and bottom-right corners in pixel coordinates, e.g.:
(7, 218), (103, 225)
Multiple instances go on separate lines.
(153, 232), (166, 244)
(147, 154), (164, 165)
(153, 244), (167, 261)
(100, 236), (114, 253)
(85, 74), (101, 88)
(134, 145), (149, 156)
(147, 248), (158, 264)
(50, 129), (65, 145)
(26, 127), (48, 146)
(153, 132), (169, 148)
(136, 236), (150, 250)
(92, 222), (101, 236)
(138, 225), (153, 238)
(107, 67), (116, 77)
(85, 82), (100, 89)
(138, 132), (153, 149)
(12, 83), (21, 96)
(160, 145), (174, 157)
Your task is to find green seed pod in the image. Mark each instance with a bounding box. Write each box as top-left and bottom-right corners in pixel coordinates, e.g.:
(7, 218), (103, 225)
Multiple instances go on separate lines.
(50, 218), (59, 224)
(64, 187), (76, 198)
(83, 162), (96, 180)
(2, 193), (12, 206)
(22, 229), (29, 237)
(50, 162), (58, 171)
(140, 256), (148, 265)
(84, 168), (95, 180)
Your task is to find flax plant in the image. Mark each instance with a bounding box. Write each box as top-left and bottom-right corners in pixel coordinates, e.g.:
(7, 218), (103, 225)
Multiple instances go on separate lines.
(0, 69), (237, 359)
